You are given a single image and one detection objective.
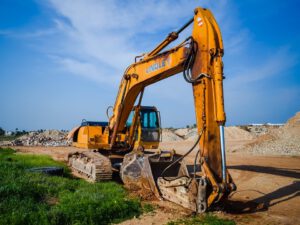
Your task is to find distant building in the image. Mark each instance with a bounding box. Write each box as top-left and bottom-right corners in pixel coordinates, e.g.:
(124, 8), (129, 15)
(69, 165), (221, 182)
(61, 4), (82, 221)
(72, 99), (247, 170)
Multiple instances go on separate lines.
(249, 123), (284, 126)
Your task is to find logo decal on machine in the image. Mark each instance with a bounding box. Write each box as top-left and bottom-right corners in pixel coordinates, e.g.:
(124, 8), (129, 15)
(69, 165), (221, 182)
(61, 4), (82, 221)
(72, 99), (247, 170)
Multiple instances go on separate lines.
(146, 57), (171, 74)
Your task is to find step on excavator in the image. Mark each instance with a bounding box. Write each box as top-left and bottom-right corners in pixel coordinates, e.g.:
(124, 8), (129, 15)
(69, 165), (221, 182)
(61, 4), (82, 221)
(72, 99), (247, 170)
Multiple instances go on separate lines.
(68, 7), (236, 213)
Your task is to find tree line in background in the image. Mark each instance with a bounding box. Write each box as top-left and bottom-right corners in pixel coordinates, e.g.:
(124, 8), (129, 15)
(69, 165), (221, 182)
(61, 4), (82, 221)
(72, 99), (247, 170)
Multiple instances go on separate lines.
(0, 127), (28, 136)
(186, 124), (197, 129)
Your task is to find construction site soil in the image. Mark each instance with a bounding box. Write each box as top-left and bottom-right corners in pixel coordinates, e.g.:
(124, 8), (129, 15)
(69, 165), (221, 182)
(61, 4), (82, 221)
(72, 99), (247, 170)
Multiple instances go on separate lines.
(3, 112), (300, 224)
(13, 145), (300, 225)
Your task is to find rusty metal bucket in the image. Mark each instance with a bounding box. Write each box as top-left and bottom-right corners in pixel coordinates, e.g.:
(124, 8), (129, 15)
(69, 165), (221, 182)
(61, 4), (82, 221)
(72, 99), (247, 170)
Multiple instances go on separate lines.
(120, 151), (182, 198)
(120, 150), (207, 212)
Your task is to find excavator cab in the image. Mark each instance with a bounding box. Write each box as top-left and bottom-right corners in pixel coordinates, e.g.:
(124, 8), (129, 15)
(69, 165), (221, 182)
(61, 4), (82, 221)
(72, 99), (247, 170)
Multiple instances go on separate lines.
(126, 106), (161, 149)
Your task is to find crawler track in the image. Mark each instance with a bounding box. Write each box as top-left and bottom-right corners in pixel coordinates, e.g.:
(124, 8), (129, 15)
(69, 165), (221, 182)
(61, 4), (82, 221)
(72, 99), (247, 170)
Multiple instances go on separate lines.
(68, 151), (112, 182)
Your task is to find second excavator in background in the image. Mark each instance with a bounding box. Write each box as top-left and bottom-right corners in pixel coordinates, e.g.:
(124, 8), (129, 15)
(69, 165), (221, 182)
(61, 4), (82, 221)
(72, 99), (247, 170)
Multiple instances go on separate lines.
(68, 7), (236, 213)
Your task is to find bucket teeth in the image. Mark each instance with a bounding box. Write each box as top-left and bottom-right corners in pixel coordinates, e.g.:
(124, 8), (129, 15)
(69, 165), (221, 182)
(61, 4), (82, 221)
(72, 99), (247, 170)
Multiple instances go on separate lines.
(69, 151), (112, 182)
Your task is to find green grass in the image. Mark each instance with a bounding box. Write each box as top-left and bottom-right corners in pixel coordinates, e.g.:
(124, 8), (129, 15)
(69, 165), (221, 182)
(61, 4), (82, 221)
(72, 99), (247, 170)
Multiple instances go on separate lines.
(0, 148), (68, 168)
(142, 203), (155, 213)
(167, 214), (235, 225)
(0, 148), (141, 225)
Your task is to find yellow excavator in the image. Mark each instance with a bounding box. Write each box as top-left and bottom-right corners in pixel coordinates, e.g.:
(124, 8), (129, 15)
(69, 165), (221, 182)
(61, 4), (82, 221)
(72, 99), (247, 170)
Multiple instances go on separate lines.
(68, 7), (236, 213)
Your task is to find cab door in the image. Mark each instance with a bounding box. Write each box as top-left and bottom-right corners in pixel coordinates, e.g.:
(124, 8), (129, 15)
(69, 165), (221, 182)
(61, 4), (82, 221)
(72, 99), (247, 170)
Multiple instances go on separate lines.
(140, 109), (161, 143)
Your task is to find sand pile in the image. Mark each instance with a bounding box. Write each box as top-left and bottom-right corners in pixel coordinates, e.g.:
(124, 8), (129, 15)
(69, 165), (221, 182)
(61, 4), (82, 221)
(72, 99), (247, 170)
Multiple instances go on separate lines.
(246, 112), (300, 155)
(161, 129), (183, 142)
(162, 126), (255, 143)
(174, 128), (190, 137)
(285, 111), (300, 128)
(184, 128), (198, 141)
(11, 130), (69, 147)
(162, 128), (199, 142)
(225, 126), (254, 140)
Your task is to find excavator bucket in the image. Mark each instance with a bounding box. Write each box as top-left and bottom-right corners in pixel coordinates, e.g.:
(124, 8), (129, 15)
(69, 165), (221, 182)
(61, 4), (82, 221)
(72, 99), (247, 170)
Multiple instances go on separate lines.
(120, 151), (208, 213)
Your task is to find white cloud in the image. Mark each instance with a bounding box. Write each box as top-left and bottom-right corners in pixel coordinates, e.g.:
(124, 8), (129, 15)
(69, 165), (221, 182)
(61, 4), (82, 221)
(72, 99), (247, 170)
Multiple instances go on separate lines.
(53, 57), (119, 84)
(45, 0), (195, 71)
(4, 0), (288, 89)
(2, 0), (247, 85)
(41, 0), (241, 83)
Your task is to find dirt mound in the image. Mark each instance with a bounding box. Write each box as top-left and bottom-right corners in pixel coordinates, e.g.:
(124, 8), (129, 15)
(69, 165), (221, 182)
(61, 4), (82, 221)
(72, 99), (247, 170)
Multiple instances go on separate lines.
(11, 130), (69, 147)
(225, 126), (254, 140)
(163, 126), (255, 143)
(174, 128), (189, 137)
(161, 129), (183, 142)
(185, 128), (198, 141)
(285, 111), (300, 128)
(163, 128), (198, 142)
(183, 126), (254, 142)
(245, 112), (300, 155)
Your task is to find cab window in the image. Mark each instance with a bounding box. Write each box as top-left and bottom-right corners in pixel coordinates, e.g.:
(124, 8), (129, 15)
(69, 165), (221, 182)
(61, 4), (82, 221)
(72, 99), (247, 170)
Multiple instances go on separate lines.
(141, 110), (158, 128)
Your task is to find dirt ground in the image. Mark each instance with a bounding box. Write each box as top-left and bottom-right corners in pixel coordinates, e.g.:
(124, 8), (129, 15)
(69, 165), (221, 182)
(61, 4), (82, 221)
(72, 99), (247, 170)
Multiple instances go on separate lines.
(12, 143), (300, 225)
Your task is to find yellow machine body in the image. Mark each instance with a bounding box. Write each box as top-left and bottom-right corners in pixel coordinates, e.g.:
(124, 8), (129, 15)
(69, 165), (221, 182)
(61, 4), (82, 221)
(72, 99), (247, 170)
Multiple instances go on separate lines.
(71, 106), (160, 150)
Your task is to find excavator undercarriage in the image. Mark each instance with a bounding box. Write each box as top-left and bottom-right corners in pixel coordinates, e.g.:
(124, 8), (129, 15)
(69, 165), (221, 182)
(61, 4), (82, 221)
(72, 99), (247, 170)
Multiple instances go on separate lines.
(68, 151), (112, 182)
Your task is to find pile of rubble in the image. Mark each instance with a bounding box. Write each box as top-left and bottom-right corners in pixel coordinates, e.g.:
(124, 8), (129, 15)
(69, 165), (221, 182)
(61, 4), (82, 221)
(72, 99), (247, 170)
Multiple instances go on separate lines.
(161, 128), (199, 142)
(175, 128), (198, 141)
(162, 126), (254, 142)
(225, 126), (254, 141)
(245, 112), (300, 155)
(161, 129), (183, 142)
(162, 114), (300, 156)
(11, 130), (69, 147)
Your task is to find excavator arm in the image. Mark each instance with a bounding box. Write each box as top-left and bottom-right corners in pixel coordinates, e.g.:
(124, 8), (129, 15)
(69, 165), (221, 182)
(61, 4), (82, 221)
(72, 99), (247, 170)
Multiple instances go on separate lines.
(113, 7), (235, 210)
(109, 41), (190, 142)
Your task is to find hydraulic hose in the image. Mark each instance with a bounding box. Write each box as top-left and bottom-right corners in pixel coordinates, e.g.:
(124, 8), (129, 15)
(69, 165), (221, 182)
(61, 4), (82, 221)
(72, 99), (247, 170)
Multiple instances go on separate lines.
(183, 39), (210, 83)
(160, 127), (205, 181)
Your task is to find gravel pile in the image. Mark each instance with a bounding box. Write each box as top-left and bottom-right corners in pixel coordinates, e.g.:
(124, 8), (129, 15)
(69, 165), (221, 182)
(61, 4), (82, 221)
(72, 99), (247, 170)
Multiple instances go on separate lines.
(162, 128), (199, 142)
(11, 130), (69, 147)
(162, 126), (255, 142)
(225, 126), (254, 140)
(185, 129), (198, 141)
(161, 129), (183, 142)
(245, 112), (300, 155)
(174, 128), (190, 137)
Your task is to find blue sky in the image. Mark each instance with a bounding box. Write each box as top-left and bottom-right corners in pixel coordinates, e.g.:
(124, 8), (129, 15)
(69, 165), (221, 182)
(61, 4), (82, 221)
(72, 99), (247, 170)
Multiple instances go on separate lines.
(0, 0), (299, 131)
